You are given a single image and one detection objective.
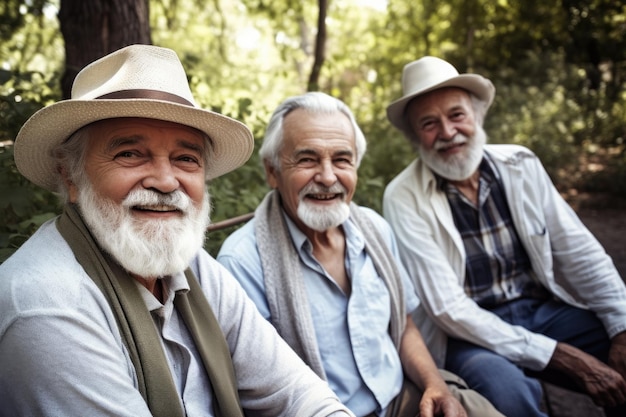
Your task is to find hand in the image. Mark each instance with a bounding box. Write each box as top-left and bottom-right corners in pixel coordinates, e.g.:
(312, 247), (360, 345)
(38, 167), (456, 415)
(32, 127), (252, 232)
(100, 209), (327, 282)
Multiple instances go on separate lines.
(419, 386), (467, 417)
(548, 342), (626, 407)
(608, 331), (626, 380)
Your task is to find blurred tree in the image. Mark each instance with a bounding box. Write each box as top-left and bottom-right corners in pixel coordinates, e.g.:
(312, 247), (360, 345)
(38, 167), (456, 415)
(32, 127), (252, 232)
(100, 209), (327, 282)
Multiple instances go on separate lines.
(2, 0), (626, 260)
(59, 0), (151, 98)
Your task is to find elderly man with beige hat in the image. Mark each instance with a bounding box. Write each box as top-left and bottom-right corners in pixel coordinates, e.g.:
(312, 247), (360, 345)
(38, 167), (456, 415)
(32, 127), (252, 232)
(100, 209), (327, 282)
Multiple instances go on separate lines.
(0, 44), (355, 417)
(382, 56), (626, 417)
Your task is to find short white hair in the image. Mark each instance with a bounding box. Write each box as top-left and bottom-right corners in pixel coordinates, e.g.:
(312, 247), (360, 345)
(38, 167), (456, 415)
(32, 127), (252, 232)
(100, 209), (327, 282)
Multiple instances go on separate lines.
(259, 92), (367, 171)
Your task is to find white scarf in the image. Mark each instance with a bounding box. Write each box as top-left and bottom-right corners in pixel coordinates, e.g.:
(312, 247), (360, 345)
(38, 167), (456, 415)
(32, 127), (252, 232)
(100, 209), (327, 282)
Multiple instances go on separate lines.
(254, 190), (406, 379)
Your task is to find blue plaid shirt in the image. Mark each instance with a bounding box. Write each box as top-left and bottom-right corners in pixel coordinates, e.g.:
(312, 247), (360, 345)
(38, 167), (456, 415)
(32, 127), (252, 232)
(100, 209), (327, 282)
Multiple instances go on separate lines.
(438, 154), (548, 308)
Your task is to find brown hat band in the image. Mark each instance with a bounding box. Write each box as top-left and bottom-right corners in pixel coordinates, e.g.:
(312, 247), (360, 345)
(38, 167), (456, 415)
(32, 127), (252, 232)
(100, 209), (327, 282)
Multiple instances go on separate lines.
(96, 89), (194, 106)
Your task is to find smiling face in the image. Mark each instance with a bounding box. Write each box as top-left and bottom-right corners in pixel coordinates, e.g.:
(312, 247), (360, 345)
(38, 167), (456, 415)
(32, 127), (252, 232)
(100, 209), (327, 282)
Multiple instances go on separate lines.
(265, 109), (358, 234)
(406, 87), (486, 181)
(69, 117), (207, 211)
(65, 117), (211, 278)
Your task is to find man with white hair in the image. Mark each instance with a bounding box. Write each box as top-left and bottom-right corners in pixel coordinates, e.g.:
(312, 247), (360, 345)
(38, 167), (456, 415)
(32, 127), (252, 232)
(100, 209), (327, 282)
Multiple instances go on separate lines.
(218, 92), (503, 417)
(383, 56), (626, 417)
(0, 44), (354, 417)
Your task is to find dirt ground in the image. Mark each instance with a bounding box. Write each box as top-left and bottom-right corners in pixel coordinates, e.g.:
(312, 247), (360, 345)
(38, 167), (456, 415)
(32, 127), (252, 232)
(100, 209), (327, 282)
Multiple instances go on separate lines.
(539, 194), (626, 417)
(577, 206), (626, 277)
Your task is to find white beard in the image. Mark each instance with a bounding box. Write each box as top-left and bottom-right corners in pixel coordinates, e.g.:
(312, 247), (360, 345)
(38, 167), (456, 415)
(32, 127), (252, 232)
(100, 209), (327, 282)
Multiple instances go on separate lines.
(296, 183), (350, 232)
(77, 182), (210, 278)
(419, 124), (487, 181)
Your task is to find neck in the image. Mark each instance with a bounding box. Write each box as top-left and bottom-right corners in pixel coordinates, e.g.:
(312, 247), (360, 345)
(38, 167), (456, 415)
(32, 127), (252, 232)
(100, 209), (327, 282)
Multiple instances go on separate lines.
(132, 274), (165, 303)
(449, 170), (480, 206)
(307, 226), (351, 296)
(306, 226), (344, 251)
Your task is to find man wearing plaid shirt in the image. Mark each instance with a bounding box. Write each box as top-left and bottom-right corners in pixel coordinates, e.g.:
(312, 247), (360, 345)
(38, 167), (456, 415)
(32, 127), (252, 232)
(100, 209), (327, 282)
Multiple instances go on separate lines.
(383, 56), (626, 417)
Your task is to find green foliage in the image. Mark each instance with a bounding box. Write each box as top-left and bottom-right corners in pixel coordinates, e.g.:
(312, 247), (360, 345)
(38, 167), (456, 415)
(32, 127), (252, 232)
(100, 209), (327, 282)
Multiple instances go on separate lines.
(1, 2), (63, 262)
(2, 0), (626, 262)
(0, 145), (61, 262)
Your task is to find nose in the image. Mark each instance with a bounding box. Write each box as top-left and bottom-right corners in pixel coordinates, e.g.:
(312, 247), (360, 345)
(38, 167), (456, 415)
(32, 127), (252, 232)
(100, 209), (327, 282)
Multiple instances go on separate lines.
(314, 159), (338, 187)
(439, 119), (457, 140)
(141, 158), (180, 193)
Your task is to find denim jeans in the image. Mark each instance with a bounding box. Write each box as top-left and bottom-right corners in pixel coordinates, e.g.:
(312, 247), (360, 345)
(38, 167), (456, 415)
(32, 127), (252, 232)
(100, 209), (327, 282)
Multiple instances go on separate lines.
(444, 298), (621, 417)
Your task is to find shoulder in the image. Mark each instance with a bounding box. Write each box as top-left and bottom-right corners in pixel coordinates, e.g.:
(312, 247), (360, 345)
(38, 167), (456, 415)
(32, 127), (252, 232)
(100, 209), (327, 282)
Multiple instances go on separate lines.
(384, 158), (436, 206)
(0, 219), (108, 313)
(217, 219), (258, 259)
(351, 205), (395, 244)
(1, 218), (76, 277)
(215, 219), (263, 280)
(385, 159), (420, 194)
(485, 144), (538, 163)
(0, 220), (120, 357)
(353, 205), (390, 230)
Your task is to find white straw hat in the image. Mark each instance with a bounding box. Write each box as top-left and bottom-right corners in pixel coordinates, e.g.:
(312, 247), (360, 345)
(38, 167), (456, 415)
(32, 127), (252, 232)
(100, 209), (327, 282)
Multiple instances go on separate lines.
(387, 56), (495, 132)
(14, 44), (254, 191)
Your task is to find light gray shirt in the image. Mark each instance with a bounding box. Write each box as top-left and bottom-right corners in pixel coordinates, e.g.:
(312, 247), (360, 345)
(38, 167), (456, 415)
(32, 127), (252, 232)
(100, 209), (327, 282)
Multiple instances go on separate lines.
(383, 144), (626, 370)
(0, 218), (354, 417)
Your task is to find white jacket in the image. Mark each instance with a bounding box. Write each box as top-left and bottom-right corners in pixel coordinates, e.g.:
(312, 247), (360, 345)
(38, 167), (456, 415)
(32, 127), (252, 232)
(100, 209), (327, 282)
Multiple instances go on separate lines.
(383, 144), (626, 371)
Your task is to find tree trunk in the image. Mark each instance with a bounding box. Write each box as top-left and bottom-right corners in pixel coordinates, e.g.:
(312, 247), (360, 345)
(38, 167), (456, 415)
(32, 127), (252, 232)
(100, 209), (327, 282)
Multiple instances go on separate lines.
(307, 0), (328, 92)
(58, 0), (152, 99)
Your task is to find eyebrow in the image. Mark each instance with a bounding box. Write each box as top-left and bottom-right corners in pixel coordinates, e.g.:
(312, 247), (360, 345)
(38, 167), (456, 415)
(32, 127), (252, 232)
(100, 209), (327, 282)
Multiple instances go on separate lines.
(106, 135), (205, 155)
(447, 104), (467, 113)
(416, 104), (467, 123)
(294, 148), (318, 158)
(333, 149), (354, 159)
(293, 148), (354, 158)
(178, 138), (205, 155)
(106, 135), (142, 151)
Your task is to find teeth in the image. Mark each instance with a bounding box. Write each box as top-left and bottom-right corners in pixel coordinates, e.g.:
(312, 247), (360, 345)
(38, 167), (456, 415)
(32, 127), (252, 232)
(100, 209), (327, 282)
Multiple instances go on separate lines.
(310, 194), (337, 200)
(135, 205), (177, 212)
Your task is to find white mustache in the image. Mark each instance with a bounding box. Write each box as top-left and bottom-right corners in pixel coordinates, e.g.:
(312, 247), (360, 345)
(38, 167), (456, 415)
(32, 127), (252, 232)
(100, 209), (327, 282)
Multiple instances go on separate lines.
(122, 189), (191, 212)
(300, 183), (347, 196)
(433, 134), (467, 151)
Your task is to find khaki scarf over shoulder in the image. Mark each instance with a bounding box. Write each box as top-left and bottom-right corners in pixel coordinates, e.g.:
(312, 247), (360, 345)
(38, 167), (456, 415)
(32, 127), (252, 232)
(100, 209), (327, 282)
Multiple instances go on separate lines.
(254, 190), (406, 379)
(57, 204), (243, 417)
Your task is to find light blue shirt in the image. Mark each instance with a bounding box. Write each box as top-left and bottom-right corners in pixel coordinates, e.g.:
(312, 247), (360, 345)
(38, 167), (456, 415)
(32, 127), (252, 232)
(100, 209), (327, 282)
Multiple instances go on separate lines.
(217, 206), (419, 417)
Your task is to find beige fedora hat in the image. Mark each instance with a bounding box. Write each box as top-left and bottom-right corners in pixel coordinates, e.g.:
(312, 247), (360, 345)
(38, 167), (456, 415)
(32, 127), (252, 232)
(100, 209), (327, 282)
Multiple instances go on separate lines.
(386, 56), (495, 132)
(14, 44), (254, 192)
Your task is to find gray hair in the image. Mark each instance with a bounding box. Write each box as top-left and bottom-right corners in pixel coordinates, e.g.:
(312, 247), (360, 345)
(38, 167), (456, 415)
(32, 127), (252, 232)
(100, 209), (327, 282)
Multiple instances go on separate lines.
(402, 93), (489, 149)
(52, 126), (91, 203)
(259, 92), (367, 171)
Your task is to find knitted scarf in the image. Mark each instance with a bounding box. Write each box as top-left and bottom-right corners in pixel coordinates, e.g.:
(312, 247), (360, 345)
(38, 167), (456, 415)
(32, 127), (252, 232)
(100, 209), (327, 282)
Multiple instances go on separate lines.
(254, 190), (406, 379)
(56, 203), (243, 417)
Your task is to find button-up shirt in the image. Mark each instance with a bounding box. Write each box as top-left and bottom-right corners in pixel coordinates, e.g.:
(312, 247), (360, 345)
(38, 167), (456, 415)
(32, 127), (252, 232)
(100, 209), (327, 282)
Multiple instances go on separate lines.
(218, 207), (419, 416)
(438, 155), (549, 307)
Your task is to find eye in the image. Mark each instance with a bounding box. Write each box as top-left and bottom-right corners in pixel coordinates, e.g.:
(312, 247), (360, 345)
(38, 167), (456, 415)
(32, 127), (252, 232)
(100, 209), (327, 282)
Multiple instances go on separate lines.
(114, 150), (139, 159)
(334, 157), (353, 166)
(421, 120), (436, 131)
(296, 156), (318, 167)
(174, 154), (203, 171)
(450, 109), (467, 121)
(178, 155), (200, 164)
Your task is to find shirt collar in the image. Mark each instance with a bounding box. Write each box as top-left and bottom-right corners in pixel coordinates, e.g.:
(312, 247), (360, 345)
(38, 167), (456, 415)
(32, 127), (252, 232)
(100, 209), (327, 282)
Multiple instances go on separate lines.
(135, 272), (190, 313)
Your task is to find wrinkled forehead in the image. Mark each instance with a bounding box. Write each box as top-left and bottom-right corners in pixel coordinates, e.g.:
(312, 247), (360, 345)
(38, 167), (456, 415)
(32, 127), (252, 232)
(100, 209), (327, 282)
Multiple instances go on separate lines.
(83, 117), (212, 159)
(407, 87), (473, 115)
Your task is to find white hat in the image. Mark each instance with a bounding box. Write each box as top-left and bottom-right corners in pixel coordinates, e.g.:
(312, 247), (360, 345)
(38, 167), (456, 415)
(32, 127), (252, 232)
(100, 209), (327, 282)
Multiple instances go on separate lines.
(386, 56), (495, 132)
(14, 44), (254, 191)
